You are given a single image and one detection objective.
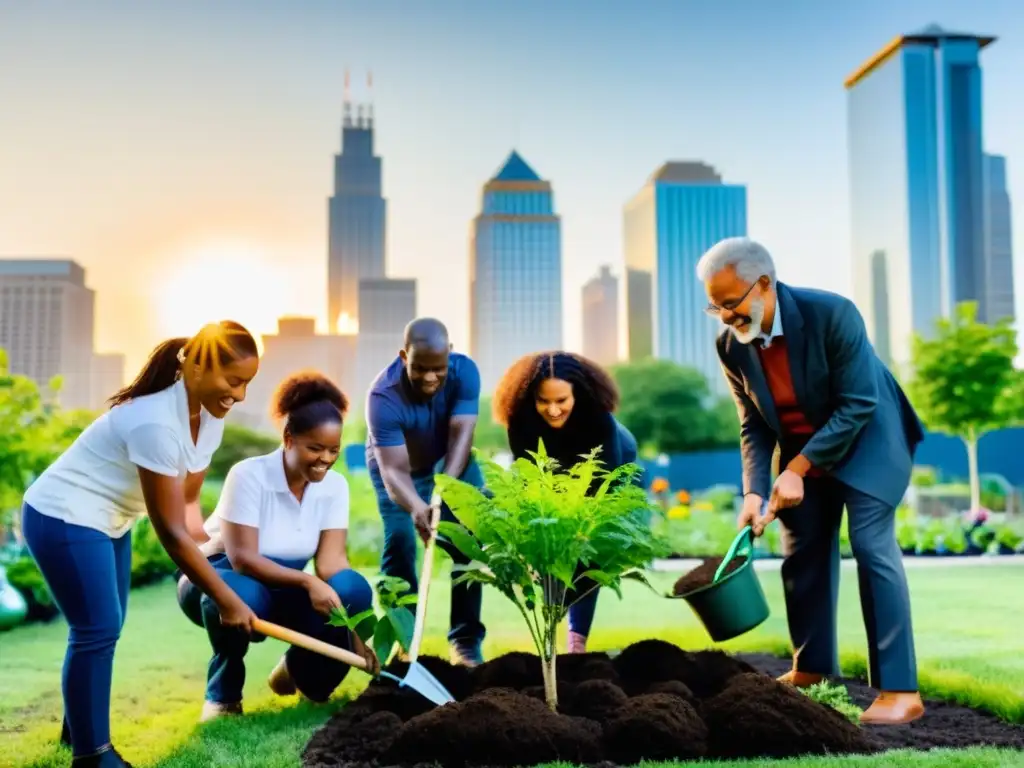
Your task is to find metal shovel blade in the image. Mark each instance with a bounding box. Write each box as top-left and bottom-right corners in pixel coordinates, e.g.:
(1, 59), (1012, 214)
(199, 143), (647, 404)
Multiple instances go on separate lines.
(381, 661), (456, 706)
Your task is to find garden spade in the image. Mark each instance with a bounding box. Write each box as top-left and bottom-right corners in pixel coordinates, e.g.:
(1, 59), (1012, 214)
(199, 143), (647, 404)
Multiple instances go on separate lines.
(252, 618), (455, 707)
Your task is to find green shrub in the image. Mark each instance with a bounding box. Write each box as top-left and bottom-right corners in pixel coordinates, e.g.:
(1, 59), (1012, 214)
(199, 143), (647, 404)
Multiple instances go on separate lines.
(802, 680), (862, 723)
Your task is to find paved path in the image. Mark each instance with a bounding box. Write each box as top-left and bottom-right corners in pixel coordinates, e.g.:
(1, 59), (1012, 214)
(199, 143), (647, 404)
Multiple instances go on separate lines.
(651, 553), (1024, 572)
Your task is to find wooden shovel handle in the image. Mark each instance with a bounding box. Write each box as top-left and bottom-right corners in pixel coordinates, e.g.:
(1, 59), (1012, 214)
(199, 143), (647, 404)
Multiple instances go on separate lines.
(408, 500), (442, 661)
(253, 618), (369, 670)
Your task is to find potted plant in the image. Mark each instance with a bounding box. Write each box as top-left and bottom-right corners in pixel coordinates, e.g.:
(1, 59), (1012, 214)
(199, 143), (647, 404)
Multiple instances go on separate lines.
(434, 442), (669, 711)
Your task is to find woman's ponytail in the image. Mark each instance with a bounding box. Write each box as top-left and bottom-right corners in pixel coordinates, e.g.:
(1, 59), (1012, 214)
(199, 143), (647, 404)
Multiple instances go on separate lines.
(107, 337), (189, 408)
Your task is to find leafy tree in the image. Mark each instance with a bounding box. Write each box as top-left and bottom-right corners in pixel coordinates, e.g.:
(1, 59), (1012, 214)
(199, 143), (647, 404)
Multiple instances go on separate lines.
(610, 359), (739, 454)
(0, 349), (92, 530)
(434, 443), (668, 711)
(905, 301), (1023, 512)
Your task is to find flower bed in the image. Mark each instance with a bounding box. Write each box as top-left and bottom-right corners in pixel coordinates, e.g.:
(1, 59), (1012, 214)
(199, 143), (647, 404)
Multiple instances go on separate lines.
(301, 639), (1024, 767)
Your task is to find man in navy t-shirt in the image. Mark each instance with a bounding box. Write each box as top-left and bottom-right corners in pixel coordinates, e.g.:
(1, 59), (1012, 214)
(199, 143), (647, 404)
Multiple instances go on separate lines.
(365, 317), (486, 666)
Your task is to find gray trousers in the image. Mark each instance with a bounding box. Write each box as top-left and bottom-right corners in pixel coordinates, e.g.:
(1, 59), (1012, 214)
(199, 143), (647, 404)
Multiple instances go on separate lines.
(777, 476), (919, 691)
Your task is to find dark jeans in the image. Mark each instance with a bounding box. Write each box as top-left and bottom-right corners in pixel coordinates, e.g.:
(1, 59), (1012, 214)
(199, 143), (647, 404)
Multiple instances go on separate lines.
(177, 553), (373, 703)
(566, 423), (640, 637)
(778, 477), (919, 691)
(370, 458), (486, 652)
(21, 502), (132, 758)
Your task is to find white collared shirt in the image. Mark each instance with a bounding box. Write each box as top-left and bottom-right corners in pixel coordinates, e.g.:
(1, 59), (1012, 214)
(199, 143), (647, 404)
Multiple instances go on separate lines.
(23, 377), (225, 538)
(758, 304), (784, 348)
(203, 448), (349, 562)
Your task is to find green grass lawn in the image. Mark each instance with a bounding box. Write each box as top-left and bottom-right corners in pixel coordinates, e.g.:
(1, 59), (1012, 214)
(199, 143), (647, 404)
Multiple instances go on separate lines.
(1, 562), (1022, 768)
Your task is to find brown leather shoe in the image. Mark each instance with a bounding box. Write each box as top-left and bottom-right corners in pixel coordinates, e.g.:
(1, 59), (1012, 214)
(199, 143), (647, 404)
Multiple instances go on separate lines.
(199, 700), (243, 723)
(267, 654), (297, 696)
(777, 669), (825, 688)
(860, 692), (925, 725)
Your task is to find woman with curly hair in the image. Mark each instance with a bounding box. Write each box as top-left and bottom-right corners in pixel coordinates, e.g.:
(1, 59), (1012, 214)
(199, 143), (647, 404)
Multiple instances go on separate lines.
(492, 351), (641, 653)
(176, 371), (378, 722)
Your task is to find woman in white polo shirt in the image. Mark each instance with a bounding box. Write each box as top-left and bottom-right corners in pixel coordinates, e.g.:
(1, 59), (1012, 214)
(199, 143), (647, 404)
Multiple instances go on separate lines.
(20, 321), (261, 768)
(176, 370), (377, 721)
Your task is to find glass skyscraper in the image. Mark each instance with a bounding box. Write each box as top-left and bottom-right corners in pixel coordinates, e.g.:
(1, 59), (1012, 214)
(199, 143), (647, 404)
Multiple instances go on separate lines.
(982, 154), (1015, 324)
(623, 162), (747, 395)
(470, 151), (562, 392)
(846, 25), (995, 369)
(327, 99), (386, 334)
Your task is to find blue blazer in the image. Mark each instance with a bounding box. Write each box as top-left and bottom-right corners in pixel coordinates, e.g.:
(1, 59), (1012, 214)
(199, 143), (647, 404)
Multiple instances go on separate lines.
(716, 282), (925, 509)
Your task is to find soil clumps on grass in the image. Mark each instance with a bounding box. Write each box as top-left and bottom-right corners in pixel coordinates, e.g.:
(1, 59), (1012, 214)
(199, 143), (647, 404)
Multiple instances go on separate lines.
(672, 554), (747, 596)
(383, 688), (601, 768)
(302, 642), (1024, 768)
(702, 672), (875, 758)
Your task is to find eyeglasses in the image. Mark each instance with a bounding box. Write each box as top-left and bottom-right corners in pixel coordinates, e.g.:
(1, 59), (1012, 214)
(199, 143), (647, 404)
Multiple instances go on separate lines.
(704, 277), (764, 316)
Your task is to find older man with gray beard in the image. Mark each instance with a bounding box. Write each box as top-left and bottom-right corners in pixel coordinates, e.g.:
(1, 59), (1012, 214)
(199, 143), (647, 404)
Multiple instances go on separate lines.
(696, 236), (926, 726)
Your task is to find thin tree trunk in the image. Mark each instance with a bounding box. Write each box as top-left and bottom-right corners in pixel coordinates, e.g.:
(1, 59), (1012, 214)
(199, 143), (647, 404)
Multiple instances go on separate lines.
(542, 644), (558, 712)
(965, 432), (981, 512)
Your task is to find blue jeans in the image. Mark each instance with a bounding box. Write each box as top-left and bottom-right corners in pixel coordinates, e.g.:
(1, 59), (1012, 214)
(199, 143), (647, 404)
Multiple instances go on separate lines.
(567, 423), (640, 638)
(21, 502), (132, 758)
(177, 553), (373, 703)
(370, 458), (486, 653)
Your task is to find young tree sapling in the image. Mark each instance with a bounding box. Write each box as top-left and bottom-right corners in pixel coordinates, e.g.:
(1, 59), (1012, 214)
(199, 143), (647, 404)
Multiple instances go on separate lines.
(434, 442), (669, 710)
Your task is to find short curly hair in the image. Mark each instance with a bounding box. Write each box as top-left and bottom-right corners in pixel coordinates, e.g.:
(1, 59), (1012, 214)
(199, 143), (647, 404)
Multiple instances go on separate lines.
(491, 351), (619, 427)
(270, 370), (348, 437)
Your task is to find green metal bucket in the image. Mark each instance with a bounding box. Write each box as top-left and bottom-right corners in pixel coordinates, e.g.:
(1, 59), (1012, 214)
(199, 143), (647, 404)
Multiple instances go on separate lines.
(673, 525), (770, 642)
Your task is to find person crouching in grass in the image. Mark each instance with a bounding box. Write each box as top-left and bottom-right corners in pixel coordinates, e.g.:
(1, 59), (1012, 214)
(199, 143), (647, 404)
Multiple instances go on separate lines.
(177, 371), (379, 721)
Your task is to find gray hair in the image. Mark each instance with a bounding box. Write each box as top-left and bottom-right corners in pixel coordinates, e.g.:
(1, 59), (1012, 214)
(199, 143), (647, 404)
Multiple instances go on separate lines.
(695, 237), (776, 286)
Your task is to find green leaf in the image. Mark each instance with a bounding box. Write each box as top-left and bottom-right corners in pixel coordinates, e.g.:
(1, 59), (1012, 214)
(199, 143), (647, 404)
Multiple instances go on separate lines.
(386, 607), (415, 651)
(395, 594), (420, 607)
(354, 614), (378, 643)
(373, 615), (397, 666)
(436, 521), (489, 562)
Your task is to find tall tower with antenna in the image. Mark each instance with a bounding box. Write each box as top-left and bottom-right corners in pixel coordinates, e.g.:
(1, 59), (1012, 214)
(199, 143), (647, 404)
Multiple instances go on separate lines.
(327, 68), (386, 334)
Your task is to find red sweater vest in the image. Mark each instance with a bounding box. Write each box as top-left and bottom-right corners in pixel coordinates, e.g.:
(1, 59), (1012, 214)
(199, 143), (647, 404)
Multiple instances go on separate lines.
(755, 337), (822, 477)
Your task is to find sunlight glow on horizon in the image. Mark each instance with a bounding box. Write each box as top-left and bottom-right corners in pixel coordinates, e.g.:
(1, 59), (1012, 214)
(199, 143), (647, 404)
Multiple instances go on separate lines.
(151, 241), (290, 349)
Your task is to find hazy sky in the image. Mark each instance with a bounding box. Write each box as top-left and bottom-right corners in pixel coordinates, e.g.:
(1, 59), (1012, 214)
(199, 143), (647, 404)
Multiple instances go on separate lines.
(2, 0), (1022, 376)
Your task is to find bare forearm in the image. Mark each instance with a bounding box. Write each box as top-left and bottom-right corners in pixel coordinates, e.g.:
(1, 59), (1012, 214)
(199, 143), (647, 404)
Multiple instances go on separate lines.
(158, 528), (240, 609)
(315, 556), (349, 582)
(441, 433), (473, 478)
(381, 466), (429, 515)
(231, 551), (313, 590)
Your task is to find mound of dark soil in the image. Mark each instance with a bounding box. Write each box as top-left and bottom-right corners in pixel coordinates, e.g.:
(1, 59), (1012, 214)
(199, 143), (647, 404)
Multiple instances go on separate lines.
(672, 554), (748, 595)
(703, 672), (876, 758)
(610, 638), (756, 697)
(743, 652), (1024, 753)
(604, 693), (708, 762)
(302, 641), (1024, 768)
(383, 688), (602, 768)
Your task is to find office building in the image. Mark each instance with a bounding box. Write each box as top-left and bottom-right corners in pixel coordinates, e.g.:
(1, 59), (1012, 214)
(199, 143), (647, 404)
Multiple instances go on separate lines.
(0, 259), (95, 409)
(622, 162), (747, 393)
(327, 75), (386, 334)
(470, 150), (563, 392)
(90, 352), (125, 411)
(232, 316), (357, 434)
(982, 153), (1014, 324)
(356, 278), (416, 408)
(581, 265), (619, 366)
(846, 25), (995, 367)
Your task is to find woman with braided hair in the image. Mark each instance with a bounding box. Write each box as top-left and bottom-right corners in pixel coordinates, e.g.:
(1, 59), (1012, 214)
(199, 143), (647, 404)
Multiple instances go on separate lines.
(492, 351), (641, 654)
(21, 321), (260, 767)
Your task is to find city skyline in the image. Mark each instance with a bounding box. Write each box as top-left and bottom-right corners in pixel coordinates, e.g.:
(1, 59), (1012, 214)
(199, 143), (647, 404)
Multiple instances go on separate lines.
(1, 1), (1022, 377)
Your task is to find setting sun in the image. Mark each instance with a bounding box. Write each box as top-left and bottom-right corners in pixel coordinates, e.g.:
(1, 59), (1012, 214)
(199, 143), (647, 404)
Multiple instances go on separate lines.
(152, 241), (289, 346)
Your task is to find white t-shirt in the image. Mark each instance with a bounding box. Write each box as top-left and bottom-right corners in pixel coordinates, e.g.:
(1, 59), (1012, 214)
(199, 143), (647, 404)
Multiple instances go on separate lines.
(23, 378), (225, 538)
(203, 447), (350, 562)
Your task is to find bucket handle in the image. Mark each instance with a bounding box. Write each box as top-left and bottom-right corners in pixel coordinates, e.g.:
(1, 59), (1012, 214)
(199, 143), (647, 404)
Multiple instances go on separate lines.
(713, 525), (753, 583)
